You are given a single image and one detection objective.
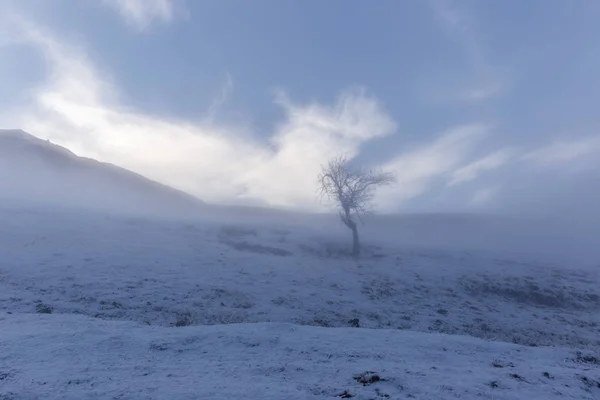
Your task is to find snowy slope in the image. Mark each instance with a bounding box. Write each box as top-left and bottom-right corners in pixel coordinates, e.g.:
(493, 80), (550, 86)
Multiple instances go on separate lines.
(1, 314), (598, 400)
(0, 129), (205, 215)
(1, 203), (599, 348)
(0, 202), (599, 399)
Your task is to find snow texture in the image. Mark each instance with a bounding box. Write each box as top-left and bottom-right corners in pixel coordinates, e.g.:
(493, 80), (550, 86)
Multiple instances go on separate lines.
(1, 202), (599, 399)
(2, 314), (599, 399)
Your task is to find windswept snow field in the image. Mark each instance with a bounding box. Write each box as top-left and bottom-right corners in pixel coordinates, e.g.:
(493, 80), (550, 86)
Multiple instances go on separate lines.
(1, 203), (599, 399)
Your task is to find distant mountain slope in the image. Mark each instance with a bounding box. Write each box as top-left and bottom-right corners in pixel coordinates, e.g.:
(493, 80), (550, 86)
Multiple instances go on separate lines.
(0, 129), (205, 215)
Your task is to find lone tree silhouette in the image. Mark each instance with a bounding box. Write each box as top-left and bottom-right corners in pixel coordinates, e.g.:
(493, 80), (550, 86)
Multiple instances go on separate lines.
(318, 155), (395, 257)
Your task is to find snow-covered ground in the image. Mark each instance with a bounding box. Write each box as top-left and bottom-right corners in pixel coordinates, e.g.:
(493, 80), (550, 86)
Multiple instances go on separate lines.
(1, 203), (599, 399)
(2, 313), (599, 399)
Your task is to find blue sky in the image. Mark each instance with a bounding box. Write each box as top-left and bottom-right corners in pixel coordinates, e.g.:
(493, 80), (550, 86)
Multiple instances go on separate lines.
(1, 0), (600, 215)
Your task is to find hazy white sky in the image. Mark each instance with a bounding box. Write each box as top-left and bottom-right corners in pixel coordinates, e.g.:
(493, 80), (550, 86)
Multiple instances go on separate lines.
(1, 0), (600, 214)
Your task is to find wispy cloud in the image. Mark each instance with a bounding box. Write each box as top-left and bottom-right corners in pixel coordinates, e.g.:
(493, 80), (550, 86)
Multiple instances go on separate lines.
(206, 73), (234, 123)
(456, 83), (505, 102)
(102, 0), (179, 31)
(375, 124), (488, 210)
(523, 136), (600, 166)
(427, 0), (506, 103)
(448, 148), (514, 186)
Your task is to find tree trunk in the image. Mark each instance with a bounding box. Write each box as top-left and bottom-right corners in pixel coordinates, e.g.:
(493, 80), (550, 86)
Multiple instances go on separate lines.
(351, 222), (360, 257)
(340, 209), (360, 257)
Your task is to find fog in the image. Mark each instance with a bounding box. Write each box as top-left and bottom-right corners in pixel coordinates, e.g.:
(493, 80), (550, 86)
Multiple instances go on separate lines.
(0, 129), (205, 216)
(2, 2), (600, 398)
(1, 127), (599, 267)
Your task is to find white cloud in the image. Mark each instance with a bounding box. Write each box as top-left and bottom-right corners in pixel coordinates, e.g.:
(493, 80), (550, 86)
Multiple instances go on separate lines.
(375, 124), (488, 210)
(448, 148), (514, 186)
(523, 136), (600, 166)
(0, 18), (398, 210)
(103, 0), (178, 30)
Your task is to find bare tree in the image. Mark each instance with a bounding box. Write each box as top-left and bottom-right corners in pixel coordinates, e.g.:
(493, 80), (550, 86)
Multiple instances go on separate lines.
(318, 155), (395, 257)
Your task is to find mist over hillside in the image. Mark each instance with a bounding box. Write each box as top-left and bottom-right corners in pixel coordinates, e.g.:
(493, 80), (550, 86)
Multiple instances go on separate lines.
(1, 194), (599, 399)
(0, 129), (205, 215)
(1, 128), (599, 265)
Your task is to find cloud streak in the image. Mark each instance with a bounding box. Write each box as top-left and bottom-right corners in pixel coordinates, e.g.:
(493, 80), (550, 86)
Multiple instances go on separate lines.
(103, 0), (178, 30)
(448, 148), (514, 186)
(375, 124), (488, 210)
(206, 73), (234, 123)
(523, 136), (600, 166)
(427, 0), (506, 103)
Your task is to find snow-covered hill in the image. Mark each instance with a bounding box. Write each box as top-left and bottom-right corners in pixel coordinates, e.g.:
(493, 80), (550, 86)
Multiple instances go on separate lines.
(1, 203), (599, 399)
(0, 129), (205, 215)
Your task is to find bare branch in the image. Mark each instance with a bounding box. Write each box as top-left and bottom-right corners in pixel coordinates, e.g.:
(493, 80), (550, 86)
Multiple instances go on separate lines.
(317, 154), (395, 223)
